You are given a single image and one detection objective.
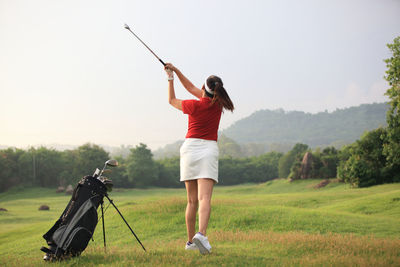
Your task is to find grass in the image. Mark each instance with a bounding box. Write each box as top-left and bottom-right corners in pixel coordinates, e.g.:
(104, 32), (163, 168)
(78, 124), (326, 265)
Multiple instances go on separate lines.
(0, 179), (399, 266)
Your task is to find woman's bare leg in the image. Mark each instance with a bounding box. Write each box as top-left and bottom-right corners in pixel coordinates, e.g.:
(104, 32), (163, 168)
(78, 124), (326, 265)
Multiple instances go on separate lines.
(197, 178), (214, 235)
(185, 180), (198, 242)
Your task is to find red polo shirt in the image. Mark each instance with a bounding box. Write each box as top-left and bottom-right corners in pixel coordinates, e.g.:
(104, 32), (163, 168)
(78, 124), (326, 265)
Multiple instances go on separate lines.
(182, 97), (222, 141)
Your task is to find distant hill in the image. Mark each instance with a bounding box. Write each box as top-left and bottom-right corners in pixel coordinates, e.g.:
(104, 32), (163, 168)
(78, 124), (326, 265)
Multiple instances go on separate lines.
(154, 102), (388, 158)
(222, 102), (388, 147)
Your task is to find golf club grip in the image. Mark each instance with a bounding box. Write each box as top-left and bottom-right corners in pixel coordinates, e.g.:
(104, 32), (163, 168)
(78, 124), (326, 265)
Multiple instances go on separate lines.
(159, 59), (166, 66)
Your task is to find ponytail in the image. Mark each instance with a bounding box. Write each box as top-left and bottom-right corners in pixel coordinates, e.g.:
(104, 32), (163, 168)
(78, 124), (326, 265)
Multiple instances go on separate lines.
(206, 75), (234, 112)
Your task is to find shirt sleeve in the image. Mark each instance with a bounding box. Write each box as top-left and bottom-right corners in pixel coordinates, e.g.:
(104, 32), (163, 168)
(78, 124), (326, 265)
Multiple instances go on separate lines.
(182, 99), (198, 115)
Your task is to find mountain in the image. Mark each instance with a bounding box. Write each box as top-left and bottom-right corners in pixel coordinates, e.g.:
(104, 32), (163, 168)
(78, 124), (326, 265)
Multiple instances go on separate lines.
(222, 102), (388, 147)
(154, 102), (388, 158)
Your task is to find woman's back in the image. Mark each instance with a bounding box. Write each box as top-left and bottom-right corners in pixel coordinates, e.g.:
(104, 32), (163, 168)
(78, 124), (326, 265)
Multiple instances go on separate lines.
(182, 97), (222, 141)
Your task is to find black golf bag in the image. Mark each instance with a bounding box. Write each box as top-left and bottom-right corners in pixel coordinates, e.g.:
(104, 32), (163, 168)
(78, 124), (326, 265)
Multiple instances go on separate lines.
(41, 175), (108, 260)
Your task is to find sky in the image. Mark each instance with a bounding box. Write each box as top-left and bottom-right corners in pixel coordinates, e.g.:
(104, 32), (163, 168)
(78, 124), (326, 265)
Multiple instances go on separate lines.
(1, 0), (399, 150)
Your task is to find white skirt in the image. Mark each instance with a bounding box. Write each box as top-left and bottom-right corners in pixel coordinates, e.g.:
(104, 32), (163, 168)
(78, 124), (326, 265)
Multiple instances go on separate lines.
(180, 138), (219, 183)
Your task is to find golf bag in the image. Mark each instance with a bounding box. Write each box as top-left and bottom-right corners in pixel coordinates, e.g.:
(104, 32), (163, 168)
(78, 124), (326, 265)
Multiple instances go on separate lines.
(41, 175), (108, 260)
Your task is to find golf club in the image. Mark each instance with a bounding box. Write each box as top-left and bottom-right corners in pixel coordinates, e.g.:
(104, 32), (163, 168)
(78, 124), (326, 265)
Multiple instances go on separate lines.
(124, 23), (166, 66)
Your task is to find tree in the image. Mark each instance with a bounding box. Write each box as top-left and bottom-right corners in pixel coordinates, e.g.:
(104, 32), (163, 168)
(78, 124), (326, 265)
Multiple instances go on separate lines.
(383, 36), (400, 182)
(278, 143), (308, 178)
(219, 157), (248, 185)
(218, 135), (242, 158)
(319, 147), (339, 178)
(0, 148), (31, 191)
(107, 156), (129, 188)
(17, 148), (36, 185)
(73, 143), (109, 182)
(287, 147), (339, 180)
(59, 149), (79, 185)
(126, 143), (158, 187)
(245, 152), (283, 182)
(33, 147), (64, 187)
(337, 128), (388, 187)
(0, 149), (18, 191)
(155, 157), (181, 187)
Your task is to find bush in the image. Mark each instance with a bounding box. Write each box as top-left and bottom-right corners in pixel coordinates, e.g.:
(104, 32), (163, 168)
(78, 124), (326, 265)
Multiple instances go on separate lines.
(278, 143), (308, 178)
(337, 128), (388, 187)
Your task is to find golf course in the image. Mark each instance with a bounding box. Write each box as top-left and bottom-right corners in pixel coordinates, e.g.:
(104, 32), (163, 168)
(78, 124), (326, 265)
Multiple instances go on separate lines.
(1, 178), (399, 266)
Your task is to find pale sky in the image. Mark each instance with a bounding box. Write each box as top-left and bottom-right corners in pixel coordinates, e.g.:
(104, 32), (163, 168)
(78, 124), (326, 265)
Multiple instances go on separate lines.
(1, 0), (399, 149)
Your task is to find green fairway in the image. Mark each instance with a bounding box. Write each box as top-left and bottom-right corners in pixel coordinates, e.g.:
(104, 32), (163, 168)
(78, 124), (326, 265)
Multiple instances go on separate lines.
(0, 179), (399, 266)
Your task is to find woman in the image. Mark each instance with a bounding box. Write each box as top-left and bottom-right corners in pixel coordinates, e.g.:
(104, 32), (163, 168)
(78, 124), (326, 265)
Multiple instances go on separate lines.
(164, 63), (234, 255)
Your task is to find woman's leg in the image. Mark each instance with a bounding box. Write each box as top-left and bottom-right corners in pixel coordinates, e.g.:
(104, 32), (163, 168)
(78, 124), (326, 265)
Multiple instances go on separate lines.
(197, 178), (214, 235)
(185, 180), (198, 242)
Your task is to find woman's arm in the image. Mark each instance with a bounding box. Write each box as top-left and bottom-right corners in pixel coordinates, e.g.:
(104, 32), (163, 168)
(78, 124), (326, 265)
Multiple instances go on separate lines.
(165, 63), (203, 99)
(166, 68), (182, 110)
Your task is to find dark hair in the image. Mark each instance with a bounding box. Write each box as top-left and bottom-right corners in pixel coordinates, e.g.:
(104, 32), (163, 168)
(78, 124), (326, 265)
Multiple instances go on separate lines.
(205, 75), (234, 112)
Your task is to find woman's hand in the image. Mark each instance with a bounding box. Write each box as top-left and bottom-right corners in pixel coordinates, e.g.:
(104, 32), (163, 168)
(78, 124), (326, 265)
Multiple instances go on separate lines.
(165, 68), (174, 81)
(164, 63), (177, 72)
(164, 63), (176, 81)
(164, 63), (202, 99)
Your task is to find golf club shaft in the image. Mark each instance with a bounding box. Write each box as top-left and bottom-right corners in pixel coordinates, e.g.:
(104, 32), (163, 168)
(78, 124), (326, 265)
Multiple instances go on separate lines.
(125, 26), (165, 66)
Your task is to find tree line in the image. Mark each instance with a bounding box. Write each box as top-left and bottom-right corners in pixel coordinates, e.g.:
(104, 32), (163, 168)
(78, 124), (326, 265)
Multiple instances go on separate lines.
(0, 131), (395, 192)
(0, 143), (284, 192)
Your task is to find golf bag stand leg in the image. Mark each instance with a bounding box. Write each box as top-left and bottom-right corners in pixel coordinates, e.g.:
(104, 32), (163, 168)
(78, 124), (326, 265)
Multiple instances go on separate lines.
(104, 194), (146, 251)
(101, 201), (106, 251)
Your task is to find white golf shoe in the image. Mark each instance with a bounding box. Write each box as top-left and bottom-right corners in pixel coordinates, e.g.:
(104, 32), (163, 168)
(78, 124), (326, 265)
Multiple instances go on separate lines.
(185, 241), (198, 250)
(192, 232), (212, 255)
